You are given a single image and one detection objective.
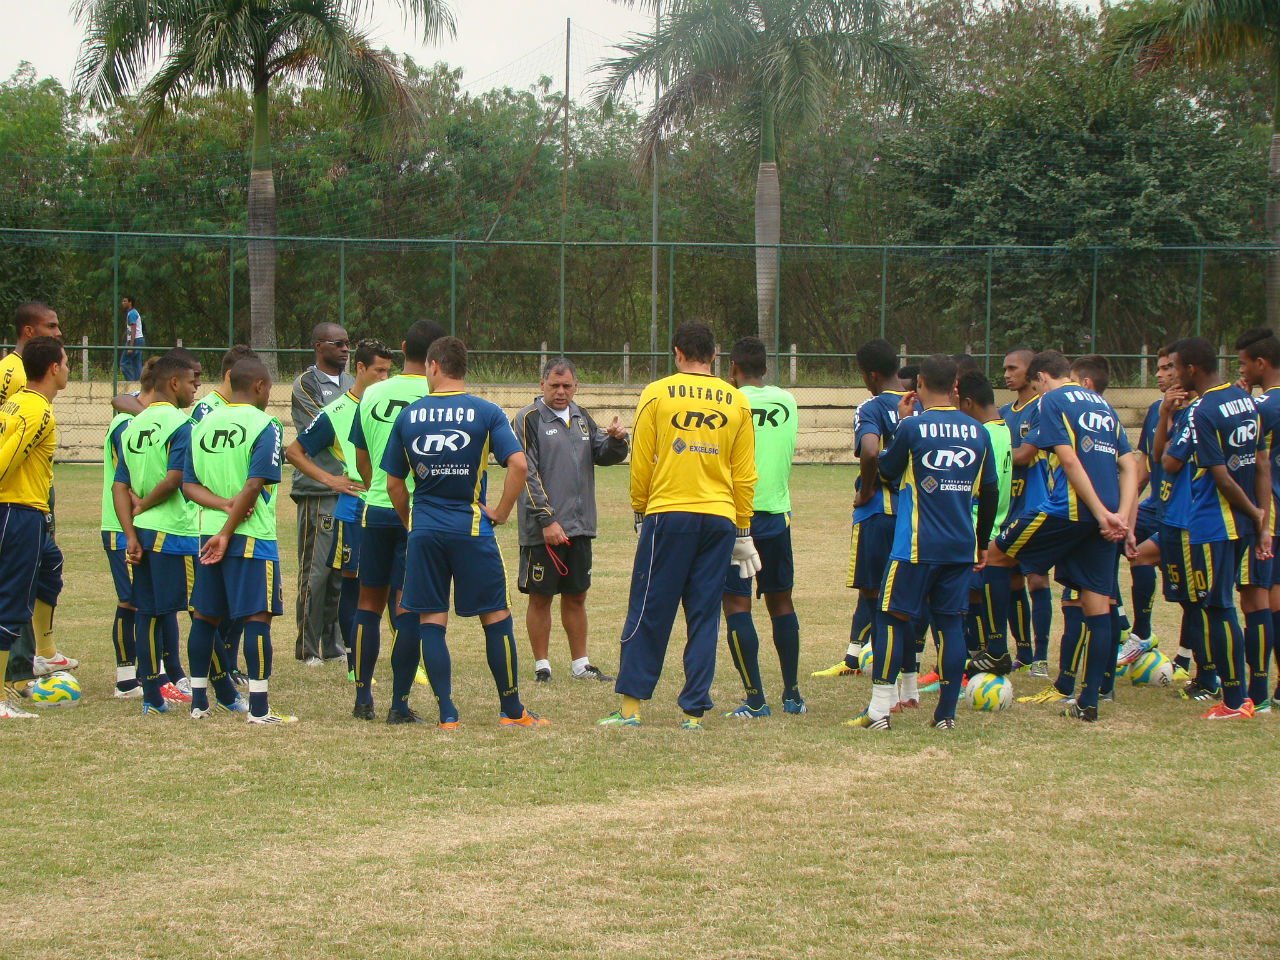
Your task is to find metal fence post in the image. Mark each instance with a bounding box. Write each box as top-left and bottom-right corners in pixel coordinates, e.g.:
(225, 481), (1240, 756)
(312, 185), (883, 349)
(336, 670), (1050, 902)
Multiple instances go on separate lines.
(112, 233), (119, 392)
(879, 247), (888, 340)
(1090, 248), (1099, 350)
(558, 244), (566, 356)
(338, 241), (346, 330)
(984, 248), (993, 376)
(81, 335), (88, 381)
(773, 243), (782, 381)
(449, 241), (457, 336)
(666, 244), (674, 376)
(228, 238), (235, 350)
(1195, 250), (1205, 337)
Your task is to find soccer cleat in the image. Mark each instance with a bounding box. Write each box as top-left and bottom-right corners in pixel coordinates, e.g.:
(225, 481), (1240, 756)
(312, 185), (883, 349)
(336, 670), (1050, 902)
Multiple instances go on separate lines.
(966, 652), (1012, 675)
(782, 697), (808, 715)
(1252, 699), (1272, 714)
(32, 653), (79, 676)
(896, 698), (920, 711)
(1117, 633), (1155, 666)
(1181, 680), (1222, 702)
(1242, 699), (1256, 716)
(1010, 659), (1030, 673)
(811, 660), (857, 678)
(918, 668), (941, 692)
(414, 665), (428, 686)
(598, 711), (641, 727)
(216, 695), (250, 714)
(159, 681), (191, 704)
(932, 718), (956, 729)
(348, 669), (356, 683)
(247, 711), (299, 725)
(572, 664), (614, 682)
(500, 709), (550, 728)
(1062, 701), (1098, 722)
(1171, 665), (1191, 684)
(534, 668), (552, 683)
(437, 719), (460, 732)
(1200, 702), (1252, 720)
(1029, 660), (1050, 678)
(0, 700), (38, 719)
(113, 685), (144, 699)
(141, 701), (169, 716)
(679, 717), (704, 731)
(1017, 685), (1069, 704)
(352, 702), (375, 721)
(303, 656), (323, 667)
(843, 710), (890, 730)
(724, 701), (771, 719)
(386, 708), (428, 725)
(189, 704), (214, 719)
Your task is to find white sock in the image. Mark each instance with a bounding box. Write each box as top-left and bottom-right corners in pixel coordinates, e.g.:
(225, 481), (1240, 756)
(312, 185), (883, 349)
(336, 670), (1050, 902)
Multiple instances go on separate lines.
(869, 683), (895, 720)
(901, 672), (918, 702)
(248, 679), (269, 693)
(846, 641), (861, 658)
(190, 677), (209, 689)
(534, 659), (551, 674)
(570, 657), (590, 676)
(116, 666), (135, 683)
(1177, 646), (1193, 660)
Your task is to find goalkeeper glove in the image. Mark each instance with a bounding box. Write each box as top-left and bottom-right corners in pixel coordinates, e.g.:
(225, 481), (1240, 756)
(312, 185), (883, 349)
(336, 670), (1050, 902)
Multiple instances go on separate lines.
(731, 535), (762, 579)
(634, 512), (644, 535)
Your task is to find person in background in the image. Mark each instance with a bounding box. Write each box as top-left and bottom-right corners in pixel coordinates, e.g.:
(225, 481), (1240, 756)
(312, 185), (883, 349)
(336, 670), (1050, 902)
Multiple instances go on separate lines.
(120, 295), (144, 382)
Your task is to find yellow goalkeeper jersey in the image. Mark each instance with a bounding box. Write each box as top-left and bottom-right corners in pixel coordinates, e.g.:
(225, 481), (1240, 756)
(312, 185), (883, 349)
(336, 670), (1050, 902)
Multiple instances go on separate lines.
(0, 387), (55, 512)
(629, 371), (756, 529)
(0, 351), (25, 405)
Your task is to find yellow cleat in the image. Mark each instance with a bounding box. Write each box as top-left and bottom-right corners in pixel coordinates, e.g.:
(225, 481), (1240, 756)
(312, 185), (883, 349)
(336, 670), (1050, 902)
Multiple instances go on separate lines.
(415, 664), (429, 686)
(1171, 665), (1190, 684)
(842, 709), (890, 730)
(812, 661), (857, 678)
(1016, 685), (1069, 705)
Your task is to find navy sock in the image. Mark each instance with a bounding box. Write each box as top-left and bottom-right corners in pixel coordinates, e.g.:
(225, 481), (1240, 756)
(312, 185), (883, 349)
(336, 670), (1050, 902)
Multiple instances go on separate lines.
(241, 620), (272, 716)
(339, 577), (359, 670)
(388, 610), (420, 716)
(964, 602), (983, 657)
(1055, 605), (1085, 695)
(868, 612), (903, 718)
(1076, 613), (1111, 709)
(1208, 608), (1246, 709)
(112, 607), (138, 690)
(901, 623), (920, 675)
(220, 619), (242, 673)
(351, 608), (380, 705)
(135, 614), (163, 708)
(726, 611), (765, 708)
(933, 614), (966, 723)
(1131, 565), (1156, 639)
(1009, 584), (1032, 663)
(983, 566), (1012, 660)
(1185, 604), (1218, 690)
(847, 595), (872, 668)
(771, 612), (800, 700)
(1100, 606), (1122, 697)
(418, 621), (455, 723)
(1030, 586), (1052, 661)
(483, 616), (523, 718)
(1272, 609), (1280, 687)
(187, 617), (216, 685)
(161, 612), (185, 683)
(206, 625), (238, 703)
(1243, 609), (1272, 705)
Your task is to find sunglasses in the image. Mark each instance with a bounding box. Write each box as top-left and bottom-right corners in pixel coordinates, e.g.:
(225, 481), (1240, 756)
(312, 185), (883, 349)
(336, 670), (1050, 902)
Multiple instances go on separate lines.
(317, 339), (349, 347)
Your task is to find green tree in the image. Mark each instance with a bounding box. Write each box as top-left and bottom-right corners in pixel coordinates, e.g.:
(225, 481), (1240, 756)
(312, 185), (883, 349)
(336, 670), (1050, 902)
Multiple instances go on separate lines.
(72, 0), (456, 370)
(592, 0), (922, 362)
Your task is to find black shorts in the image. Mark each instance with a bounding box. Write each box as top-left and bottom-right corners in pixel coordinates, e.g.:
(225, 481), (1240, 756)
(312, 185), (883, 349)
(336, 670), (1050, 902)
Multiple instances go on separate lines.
(996, 512), (1115, 597)
(724, 528), (794, 597)
(847, 512), (896, 591)
(518, 537), (592, 596)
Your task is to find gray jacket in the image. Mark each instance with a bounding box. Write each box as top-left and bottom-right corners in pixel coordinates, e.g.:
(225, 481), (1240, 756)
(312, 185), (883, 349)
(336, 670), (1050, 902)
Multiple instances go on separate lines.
(512, 397), (629, 546)
(290, 364), (355, 497)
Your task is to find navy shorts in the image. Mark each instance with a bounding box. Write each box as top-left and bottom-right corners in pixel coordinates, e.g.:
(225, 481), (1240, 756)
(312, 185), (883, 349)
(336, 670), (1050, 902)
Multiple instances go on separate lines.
(1164, 532), (1244, 609)
(401, 530), (510, 617)
(519, 537), (592, 596)
(328, 518), (361, 575)
(847, 512), (896, 591)
(880, 559), (972, 619)
(725, 528), (794, 597)
(102, 531), (134, 604)
(1238, 538), (1271, 591)
(1134, 507), (1160, 549)
(131, 550), (195, 616)
(0, 504), (46, 644)
(36, 532), (62, 607)
(358, 519), (407, 591)
(190, 550), (284, 621)
(1158, 523), (1189, 603)
(996, 512), (1116, 597)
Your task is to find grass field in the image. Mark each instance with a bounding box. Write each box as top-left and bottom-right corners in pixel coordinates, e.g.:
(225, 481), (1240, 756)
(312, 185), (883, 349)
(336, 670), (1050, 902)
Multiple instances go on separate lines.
(3, 463), (1278, 960)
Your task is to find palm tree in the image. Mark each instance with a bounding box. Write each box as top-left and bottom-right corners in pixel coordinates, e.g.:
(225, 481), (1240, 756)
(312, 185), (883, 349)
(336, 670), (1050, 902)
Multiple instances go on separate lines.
(593, 0), (921, 359)
(73, 0), (456, 370)
(1106, 0), (1280, 325)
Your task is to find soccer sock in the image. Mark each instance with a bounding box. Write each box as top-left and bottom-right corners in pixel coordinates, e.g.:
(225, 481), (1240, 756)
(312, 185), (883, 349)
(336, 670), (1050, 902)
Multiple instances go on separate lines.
(241, 621), (272, 716)
(207, 645), (239, 706)
(1076, 614), (1111, 710)
(964, 602), (982, 657)
(389, 612), (420, 716)
(901, 627), (920, 676)
(1272, 609), (1280, 694)
(1030, 586), (1053, 661)
(113, 606), (138, 691)
(1185, 604), (1217, 690)
(1243, 609), (1272, 705)
(351, 609), (380, 705)
(338, 576), (359, 671)
(189, 677), (209, 712)
(1131, 565), (1156, 640)
(220, 619), (242, 673)
(901, 671), (919, 702)
(32, 598), (55, 659)
(983, 567), (1012, 660)
(1100, 606), (1122, 698)
(483, 616), (523, 718)
(1116, 604), (1131, 635)
(135, 615), (163, 708)
(570, 656), (590, 676)
(418, 621), (455, 723)
(534, 658), (551, 674)
(1207, 608), (1246, 710)
(1009, 583), (1033, 663)
(0, 650), (9, 697)
(725, 611), (765, 709)
(620, 695), (641, 719)
(1053, 605), (1085, 695)
(771, 612), (800, 699)
(933, 613), (966, 723)
(846, 595), (872, 667)
(187, 616), (216, 688)
(160, 612), (186, 683)
(868, 613), (902, 721)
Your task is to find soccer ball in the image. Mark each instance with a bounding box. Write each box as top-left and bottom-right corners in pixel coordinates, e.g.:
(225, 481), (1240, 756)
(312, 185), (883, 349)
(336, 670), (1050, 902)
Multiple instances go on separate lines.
(857, 644), (874, 674)
(967, 672), (1012, 711)
(28, 671), (81, 707)
(1115, 659), (1131, 679)
(1130, 650), (1173, 687)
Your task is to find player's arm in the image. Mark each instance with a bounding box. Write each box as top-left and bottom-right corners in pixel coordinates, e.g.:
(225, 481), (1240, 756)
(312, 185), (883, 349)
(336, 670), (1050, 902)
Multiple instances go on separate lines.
(132, 468), (184, 515)
(291, 374), (324, 434)
(1053, 443), (1124, 539)
(485, 451), (528, 526)
(628, 393), (658, 517)
(876, 431), (909, 489)
(387, 475), (410, 528)
(1152, 387), (1187, 461)
(587, 411), (630, 466)
(1254, 441), (1272, 558)
(286, 438), (364, 495)
(729, 407), (757, 532)
(0, 408), (45, 486)
(110, 453), (144, 564)
(853, 433), (881, 507)
(111, 393), (144, 415)
(1207, 463), (1265, 531)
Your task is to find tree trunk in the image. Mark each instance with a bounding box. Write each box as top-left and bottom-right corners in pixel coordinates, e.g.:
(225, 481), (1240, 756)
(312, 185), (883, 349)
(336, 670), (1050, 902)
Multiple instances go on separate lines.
(248, 82), (278, 377)
(755, 160), (780, 380)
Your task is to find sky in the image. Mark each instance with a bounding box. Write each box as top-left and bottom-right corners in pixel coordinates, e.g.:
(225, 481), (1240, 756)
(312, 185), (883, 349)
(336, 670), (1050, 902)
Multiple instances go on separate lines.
(0, 0), (655, 98)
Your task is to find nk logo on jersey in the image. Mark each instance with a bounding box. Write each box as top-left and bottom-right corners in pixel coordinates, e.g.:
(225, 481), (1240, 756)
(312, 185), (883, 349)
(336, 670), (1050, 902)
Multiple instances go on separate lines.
(1230, 421), (1257, 448)
(372, 399), (410, 423)
(752, 404), (791, 428)
(921, 447), (976, 470)
(1077, 411), (1115, 434)
(410, 430), (471, 456)
(126, 426), (158, 453)
(671, 409), (728, 432)
(198, 423), (247, 452)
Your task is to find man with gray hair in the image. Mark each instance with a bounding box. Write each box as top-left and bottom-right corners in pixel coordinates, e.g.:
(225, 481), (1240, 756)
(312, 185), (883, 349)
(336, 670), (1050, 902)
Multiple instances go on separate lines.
(291, 322), (354, 664)
(512, 358), (629, 682)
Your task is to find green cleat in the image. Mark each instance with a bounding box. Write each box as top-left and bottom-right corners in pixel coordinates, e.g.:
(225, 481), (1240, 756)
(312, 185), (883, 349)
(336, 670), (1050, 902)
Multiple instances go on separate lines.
(597, 711), (641, 728)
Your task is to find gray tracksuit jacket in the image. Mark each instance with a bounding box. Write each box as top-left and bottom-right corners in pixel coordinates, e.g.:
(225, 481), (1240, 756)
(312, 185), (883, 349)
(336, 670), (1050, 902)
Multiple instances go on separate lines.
(512, 397), (629, 547)
(290, 364), (355, 497)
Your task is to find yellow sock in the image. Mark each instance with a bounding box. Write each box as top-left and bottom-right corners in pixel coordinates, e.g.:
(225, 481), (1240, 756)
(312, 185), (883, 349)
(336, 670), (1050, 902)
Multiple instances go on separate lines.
(682, 711), (701, 722)
(32, 600), (55, 659)
(0, 650), (10, 696)
(620, 695), (641, 719)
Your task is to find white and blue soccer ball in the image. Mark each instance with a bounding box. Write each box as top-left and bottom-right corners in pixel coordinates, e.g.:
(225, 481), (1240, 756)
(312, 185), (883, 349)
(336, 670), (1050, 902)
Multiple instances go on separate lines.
(28, 671), (81, 707)
(1130, 650), (1173, 687)
(857, 644), (874, 674)
(967, 672), (1012, 711)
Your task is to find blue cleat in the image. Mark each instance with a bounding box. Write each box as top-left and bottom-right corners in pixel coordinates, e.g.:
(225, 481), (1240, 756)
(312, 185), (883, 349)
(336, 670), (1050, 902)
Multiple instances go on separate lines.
(782, 697), (808, 714)
(723, 701), (771, 719)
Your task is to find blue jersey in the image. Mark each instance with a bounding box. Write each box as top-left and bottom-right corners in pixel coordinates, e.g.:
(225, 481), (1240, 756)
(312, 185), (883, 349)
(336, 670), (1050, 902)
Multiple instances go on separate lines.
(296, 401), (360, 524)
(852, 390), (907, 523)
(1033, 383), (1130, 523)
(1255, 386), (1280, 534)
(1162, 405), (1195, 528)
(1171, 383), (1260, 543)
(381, 391), (523, 537)
(878, 406), (995, 564)
(1136, 399), (1163, 520)
(1001, 395), (1038, 516)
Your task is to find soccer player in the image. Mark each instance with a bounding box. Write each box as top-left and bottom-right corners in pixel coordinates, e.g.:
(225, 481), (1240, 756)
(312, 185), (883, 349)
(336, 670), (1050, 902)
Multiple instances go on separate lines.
(183, 357), (293, 724)
(1236, 328), (1280, 709)
(1000, 345), (1053, 675)
(600, 321), (757, 730)
(849, 354), (997, 731)
(813, 338), (907, 678)
(0, 337), (67, 718)
(383, 336), (542, 728)
(348, 320), (444, 721)
(989, 350), (1136, 723)
(285, 338), (394, 678)
(1161, 337), (1268, 719)
(720, 336), (804, 717)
